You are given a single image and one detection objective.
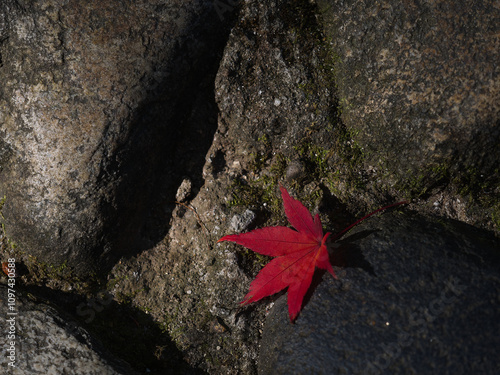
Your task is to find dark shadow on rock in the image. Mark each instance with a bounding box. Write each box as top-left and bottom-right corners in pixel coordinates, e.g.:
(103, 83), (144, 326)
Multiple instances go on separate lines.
(331, 230), (378, 276)
(96, 7), (239, 274)
(19, 283), (204, 374)
(318, 184), (357, 231)
(422, 215), (500, 272)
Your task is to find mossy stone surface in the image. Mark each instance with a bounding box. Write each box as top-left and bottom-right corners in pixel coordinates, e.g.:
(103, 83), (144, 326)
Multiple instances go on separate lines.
(317, 0), (500, 224)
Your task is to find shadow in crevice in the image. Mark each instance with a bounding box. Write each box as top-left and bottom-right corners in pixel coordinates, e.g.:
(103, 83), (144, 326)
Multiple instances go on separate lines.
(317, 185), (358, 234)
(96, 5), (240, 272)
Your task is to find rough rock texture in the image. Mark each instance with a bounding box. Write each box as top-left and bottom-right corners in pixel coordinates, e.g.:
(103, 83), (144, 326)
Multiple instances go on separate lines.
(0, 0), (227, 274)
(106, 1), (350, 373)
(317, 0), (500, 209)
(0, 285), (135, 374)
(211, 0), (339, 181)
(259, 212), (500, 374)
(0, 0), (499, 374)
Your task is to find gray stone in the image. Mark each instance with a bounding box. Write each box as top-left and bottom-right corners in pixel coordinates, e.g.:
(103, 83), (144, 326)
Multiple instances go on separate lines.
(0, 0), (227, 274)
(0, 285), (136, 374)
(230, 209), (256, 232)
(285, 160), (306, 181)
(175, 179), (193, 203)
(259, 212), (500, 374)
(211, 0), (339, 179)
(317, 0), (500, 196)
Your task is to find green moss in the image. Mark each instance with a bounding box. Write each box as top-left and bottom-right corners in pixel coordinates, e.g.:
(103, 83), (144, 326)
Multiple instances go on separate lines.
(18, 254), (107, 294)
(0, 196), (101, 291)
(228, 177), (281, 216)
(272, 0), (369, 199)
(397, 159), (500, 209)
(28, 257), (68, 281)
(393, 162), (451, 200)
(332, 125), (364, 167)
(294, 140), (329, 177)
(282, 0), (366, 191)
(228, 145), (286, 218)
(229, 134), (366, 230)
(228, 127), (367, 212)
(106, 273), (127, 291)
(240, 248), (271, 268)
(111, 284), (149, 306)
(454, 166), (499, 200)
(279, 0), (339, 96)
(0, 194), (5, 212)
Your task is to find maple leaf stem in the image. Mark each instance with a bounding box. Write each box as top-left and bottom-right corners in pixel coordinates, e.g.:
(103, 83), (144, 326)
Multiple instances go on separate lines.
(330, 201), (409, 241)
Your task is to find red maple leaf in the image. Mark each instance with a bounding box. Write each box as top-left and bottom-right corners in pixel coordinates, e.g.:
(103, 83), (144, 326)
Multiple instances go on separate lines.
(219, 185), (407, 322)
(219, 185), (335, 322)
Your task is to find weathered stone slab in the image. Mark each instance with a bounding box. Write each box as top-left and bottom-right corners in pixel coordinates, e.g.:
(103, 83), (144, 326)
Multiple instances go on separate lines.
(318, 0), (500, 196)
(0, 0), (224, 274)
